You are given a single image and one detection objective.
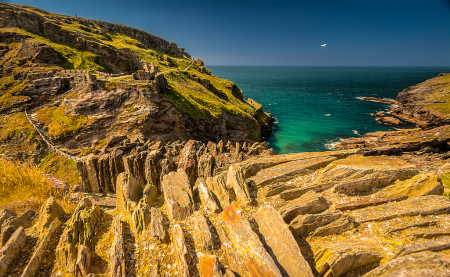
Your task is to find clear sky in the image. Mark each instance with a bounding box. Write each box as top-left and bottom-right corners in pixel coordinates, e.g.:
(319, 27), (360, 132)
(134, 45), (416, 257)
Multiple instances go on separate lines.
(2, 0), (450, 66)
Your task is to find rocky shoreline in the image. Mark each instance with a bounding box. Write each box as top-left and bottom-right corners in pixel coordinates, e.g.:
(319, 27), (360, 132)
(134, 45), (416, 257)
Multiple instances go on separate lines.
(2, 2), (450, 277)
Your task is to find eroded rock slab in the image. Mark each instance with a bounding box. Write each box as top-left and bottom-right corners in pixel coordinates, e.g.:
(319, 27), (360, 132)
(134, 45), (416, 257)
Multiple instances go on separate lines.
(363, 251), (450, 277)
(279, 191), (330, 223)
(172, 224), (191, 277)
(249, 156), (337, 187)
(109, 216), (126, 277)
(198, 255), (235, 277)
(254, 205), (314, 277)
(372, 173), (443, 199)
(351, 195), (450, 223)
(162, 170), (195, 222)
(35, 196), (64, 233)
(205, 175), (231, 209)
(0, 227), (26, 277)
(150, 207), (167, 242)
(394, 237), (450, 258)
(191, 212), (214, 253)
(314, 240), (383, 277)
(290, 210), (344, 237)
(22, 218), (62, 277)
(226, 165), (251, 206)
(217, 202), (282, 277)
(198, 181), (221, 213)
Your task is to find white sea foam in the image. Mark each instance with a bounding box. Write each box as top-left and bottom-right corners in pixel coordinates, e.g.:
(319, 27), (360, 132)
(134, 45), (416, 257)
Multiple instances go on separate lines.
(324, 138), (343, 150)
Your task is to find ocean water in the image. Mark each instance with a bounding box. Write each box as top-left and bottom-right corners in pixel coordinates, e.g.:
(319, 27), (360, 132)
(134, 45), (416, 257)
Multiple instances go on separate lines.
(208, 66), (450, 154)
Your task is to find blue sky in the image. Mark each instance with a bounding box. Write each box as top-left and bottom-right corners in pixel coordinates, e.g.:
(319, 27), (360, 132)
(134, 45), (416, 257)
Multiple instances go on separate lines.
(2, 0), (450, 66)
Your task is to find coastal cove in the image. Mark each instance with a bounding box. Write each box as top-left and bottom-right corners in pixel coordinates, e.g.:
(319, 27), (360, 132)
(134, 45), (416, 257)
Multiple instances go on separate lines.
(209, 66), (450, 154)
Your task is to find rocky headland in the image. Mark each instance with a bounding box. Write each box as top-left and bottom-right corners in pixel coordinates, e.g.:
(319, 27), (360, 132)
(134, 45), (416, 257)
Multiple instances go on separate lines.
(2, 3), (450, 277)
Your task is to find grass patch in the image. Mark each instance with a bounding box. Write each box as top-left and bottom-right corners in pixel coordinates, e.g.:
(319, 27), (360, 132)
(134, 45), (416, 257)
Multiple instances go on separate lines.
(35, 106), (88, 137)
(0, 157), (66, 210)
(38, 151), (80, 187)
(0, 113), (37, 142)
(163, 71), (256, 120)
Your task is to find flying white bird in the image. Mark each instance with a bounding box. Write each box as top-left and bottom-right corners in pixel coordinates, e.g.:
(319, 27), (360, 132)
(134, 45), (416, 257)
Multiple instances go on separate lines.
(321, 44), (327, 47)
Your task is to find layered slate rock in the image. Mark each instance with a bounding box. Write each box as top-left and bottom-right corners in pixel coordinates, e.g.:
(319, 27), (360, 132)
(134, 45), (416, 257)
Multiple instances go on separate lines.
(205, 175), (231, 209)
(363, 251), (450, 277)
(313, 155), (419, 196)
(109, 216), (126, 277)
(116, 172), (150, 233)
(279, 191), (330, 223)
(239, 149), (358, 178)
(393, 237), (450, 258)
(35, 196), (64, 233)
(1, 210), (36, 246)
(290, 210), (344, 237)
(191, 212), (214, 253)
(198, 255), (235, 277)
(55, 197), (103, 276)
(198, 181), (221, 213)
(162, 170), (195, 221)
(172, 224), (191, 277)
(226, 165), (251, 206)
(254, 205), (314, 277)
(372, 173), (443, 199)
(249, 156), (337, 187)
(0, 227), (26, 277)
(350, 195), (450, 223)
(314, 240), (383, 277)
(22, 218), (62, 277)
(217, 202), (283, 277)
(150, 207), (167, 242)
(178, 140), (201, 187)
(312, 214), (355, 237)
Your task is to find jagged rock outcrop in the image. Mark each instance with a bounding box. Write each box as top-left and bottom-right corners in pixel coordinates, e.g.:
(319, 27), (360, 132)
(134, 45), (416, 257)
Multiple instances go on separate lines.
(0, 227), (26, 277)
(314, 241), (383, 277)
(35, 196), (65, 233)
(254, 205), (314, 277)
(216, 202), (283, 277)
(162, 170), (195, 222)
(55, 197), (102, 276)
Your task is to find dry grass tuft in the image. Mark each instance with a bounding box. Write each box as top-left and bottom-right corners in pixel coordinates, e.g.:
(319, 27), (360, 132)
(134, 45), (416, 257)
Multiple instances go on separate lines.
(0, 158), (67, 213)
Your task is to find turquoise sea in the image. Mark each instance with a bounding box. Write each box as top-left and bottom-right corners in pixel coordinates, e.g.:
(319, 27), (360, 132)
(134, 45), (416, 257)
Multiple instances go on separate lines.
(209, 66), (450, 154)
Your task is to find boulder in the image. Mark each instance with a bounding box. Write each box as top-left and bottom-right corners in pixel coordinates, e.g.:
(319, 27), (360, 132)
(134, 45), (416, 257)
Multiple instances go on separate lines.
(109, 216), (126, 277)
(162, 170), (195, 221)
(249, 156), (337, 187)
(363, 251), (450, 277)
(372, 173), (443, 199)
(172, 224), (191, 277)
(35, 196), (64, 233)
(226, 165), (251, 206)
(279, 191), (329, 223)
(314, 240), (383, 277)
(350, 195), (450, 223)
(0, 227), (26, 277)
(150, 207), (167, 242)
(254, 205), (314, 277)
(290, 210), (344, 237)
(22, 218), (62, 277)
(216, 202), (282, 277)
(198, 255), (235, 277)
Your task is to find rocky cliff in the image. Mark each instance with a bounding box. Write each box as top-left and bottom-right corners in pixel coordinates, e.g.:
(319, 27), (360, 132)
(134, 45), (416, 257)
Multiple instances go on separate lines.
(0, 3), (273, 171)
(3, 3), (450, 277)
